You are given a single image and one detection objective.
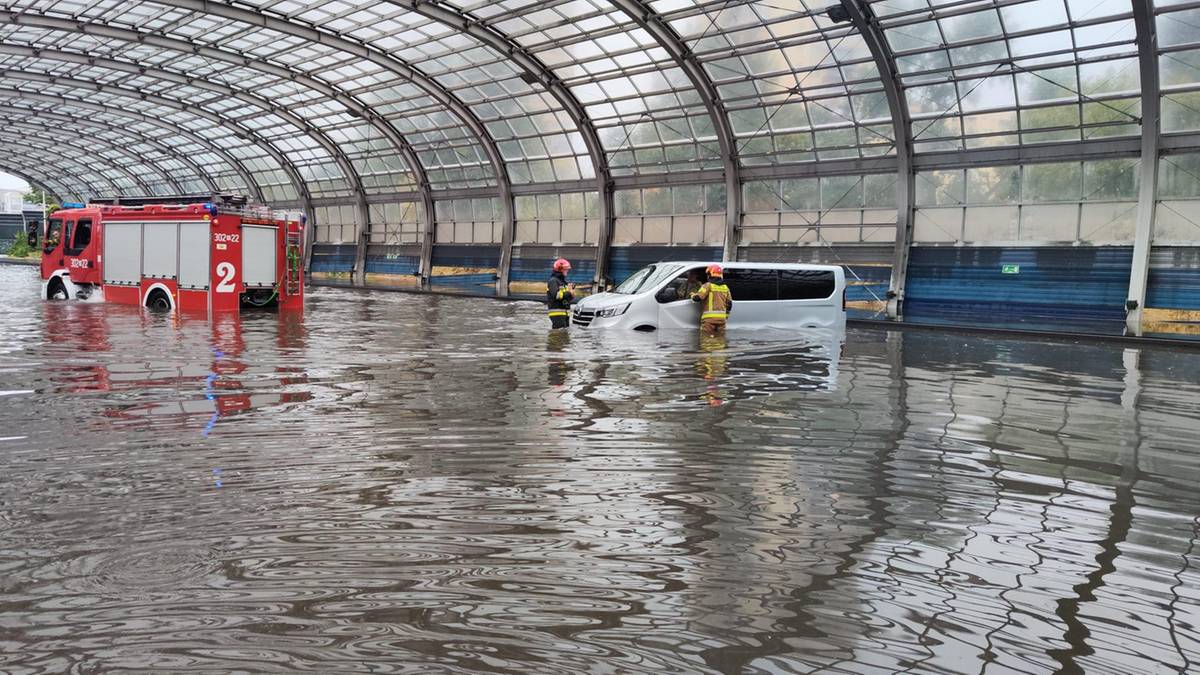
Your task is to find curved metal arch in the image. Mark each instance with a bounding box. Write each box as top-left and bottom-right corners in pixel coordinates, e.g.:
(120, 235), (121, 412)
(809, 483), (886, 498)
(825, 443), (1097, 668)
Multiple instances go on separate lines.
(0, 87), (262, 200)
(0, 117), (176, 194)
(145, 0), (514, 291)
(0, 10), (428, 192)
(0, 127), (150, 195)
(0, 162), (82, 203)
(0, 70), (311, 210)
(0, 104), (219, 193)
(842, 0), (914, 319)
(0, 43), (360, 199)
(1127, 0), (1162, 336)
(0, 7), (429, 286)
(610, 0), (742, 261)
(0, 39), (359, 270)
(389, 0), (614, 284)
(0, 139), (123, 197)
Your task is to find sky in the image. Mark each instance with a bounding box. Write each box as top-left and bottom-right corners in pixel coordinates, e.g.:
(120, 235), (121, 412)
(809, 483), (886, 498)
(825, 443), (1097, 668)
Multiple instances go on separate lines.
(0, 170), (28, 192)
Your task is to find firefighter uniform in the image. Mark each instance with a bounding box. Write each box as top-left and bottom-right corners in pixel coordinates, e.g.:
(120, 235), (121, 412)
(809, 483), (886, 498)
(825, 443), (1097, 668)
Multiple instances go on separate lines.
(691, 278), (733, 334)
(547, 270), (574, 329)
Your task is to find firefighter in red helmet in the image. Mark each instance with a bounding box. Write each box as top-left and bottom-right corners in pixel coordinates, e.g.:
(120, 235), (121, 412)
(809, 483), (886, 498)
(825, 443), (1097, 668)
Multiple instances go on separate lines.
(547, 258), (575, 329)
(691, 263), (733, 334)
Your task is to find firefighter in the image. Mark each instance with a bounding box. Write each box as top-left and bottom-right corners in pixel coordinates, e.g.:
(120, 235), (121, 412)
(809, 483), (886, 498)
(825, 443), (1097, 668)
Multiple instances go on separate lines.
(690, 263), (733, 334)
(677, 268), (705, 300)
(547, 258), (575, 329)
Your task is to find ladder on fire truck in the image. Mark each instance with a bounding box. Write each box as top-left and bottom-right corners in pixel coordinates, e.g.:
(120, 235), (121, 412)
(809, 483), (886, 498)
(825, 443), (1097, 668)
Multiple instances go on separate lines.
(285, 230), (303, 296)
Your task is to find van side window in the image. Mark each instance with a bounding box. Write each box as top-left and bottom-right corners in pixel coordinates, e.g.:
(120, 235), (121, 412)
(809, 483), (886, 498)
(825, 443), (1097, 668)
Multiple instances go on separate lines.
(67, 218), (92, 255)
(779, 270), (835, 300)
(724, 268), (777, 301)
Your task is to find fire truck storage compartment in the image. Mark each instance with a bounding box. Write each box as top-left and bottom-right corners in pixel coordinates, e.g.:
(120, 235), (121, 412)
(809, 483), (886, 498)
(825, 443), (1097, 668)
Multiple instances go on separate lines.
(178, 221), (210, 290)
(242, 225), (277, 288)
(143, 221), (180, 279)
(103, 222), (143, 285)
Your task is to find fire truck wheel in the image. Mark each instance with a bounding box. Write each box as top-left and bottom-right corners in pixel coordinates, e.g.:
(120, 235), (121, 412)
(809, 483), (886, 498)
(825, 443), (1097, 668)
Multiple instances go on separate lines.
(47, 277), (68, 301)
(145, 288), (172, 312)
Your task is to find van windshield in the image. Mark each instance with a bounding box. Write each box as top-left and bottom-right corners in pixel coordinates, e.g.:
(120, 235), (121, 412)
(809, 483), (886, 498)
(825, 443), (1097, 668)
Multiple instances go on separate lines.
(613, 263), (683, 294)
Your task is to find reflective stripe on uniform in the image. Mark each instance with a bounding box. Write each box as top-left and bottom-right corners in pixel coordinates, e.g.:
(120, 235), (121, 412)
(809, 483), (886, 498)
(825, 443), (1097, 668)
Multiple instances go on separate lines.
(556, 288), (567, 300)
(701, 312), (727, 320)
(548, 310), (569, 317)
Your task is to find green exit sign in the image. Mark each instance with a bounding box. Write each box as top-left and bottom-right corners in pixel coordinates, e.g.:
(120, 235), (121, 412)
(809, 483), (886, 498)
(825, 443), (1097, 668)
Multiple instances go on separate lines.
(1001, 264), (1021, 274)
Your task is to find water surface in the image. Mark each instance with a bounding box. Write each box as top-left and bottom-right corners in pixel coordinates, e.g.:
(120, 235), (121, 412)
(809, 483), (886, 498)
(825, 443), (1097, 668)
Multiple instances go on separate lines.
(1, 264), (1198, 673)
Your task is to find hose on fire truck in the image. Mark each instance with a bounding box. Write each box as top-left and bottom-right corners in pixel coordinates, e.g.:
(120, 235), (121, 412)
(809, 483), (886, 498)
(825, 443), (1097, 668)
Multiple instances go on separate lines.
(244, 242), (303, 308)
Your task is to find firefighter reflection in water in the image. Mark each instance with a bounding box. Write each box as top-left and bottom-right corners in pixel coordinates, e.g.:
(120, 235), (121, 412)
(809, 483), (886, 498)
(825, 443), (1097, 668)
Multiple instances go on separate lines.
(546, 329), (571, 391)
(547, 258), (576, 329)
(697, 332), (729, 406)
(690, 263), (733, 335)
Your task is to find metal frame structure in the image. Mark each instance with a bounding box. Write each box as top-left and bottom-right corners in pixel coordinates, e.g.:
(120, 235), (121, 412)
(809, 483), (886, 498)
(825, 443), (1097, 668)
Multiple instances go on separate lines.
(0, 0), (1193, 309)
(610, 0), (743, 262)
(0, 105), (221, 193)
(842, 0), (914, 319)
(0, 122), (162, 195)
(1126, 0), (1161, 336)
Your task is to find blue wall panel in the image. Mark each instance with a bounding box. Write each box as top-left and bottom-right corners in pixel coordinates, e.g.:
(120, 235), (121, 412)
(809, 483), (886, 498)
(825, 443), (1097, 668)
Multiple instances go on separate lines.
(509, 247), (597, 283)
(431, 244), (499, 269)
(608, 246), (721, 284)
(365, 255), (419, 275)
(906, 246), (1132, 329)
(1147, 247), (1200, 310)
(845, 265), (891, 304)
(365, 243), (420, 276)
(310, 244), (356, 274)
(430, 244), (499, 296)
(509, 257), (597, 282)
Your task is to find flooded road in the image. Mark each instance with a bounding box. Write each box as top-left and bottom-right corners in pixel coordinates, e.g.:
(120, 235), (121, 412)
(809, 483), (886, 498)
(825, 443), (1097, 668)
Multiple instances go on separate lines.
(1, 263), (1198, 674)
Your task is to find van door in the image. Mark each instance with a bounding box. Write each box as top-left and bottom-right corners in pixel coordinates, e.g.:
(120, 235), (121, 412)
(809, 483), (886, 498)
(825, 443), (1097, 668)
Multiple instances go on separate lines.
(778, 268), (839, 326)
(722, 267), (778, 327)
(656, 266), (706, 330)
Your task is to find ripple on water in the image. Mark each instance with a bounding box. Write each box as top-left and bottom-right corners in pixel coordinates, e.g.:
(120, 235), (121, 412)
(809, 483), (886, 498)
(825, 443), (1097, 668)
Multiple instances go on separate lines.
(0, 265), (1198, 673)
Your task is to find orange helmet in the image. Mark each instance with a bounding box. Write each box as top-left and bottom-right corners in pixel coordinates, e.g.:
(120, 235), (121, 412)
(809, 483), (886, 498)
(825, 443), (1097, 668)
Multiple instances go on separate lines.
(707, 263), (723, 277)
(553, 258), (571, 273)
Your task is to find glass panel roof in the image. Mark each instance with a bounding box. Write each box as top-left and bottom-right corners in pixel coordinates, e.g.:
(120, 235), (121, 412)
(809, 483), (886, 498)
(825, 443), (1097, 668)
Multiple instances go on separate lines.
(0, 0), (1182, 211)
(660, 0), (895, 165)
(872, 0), (1141, 150)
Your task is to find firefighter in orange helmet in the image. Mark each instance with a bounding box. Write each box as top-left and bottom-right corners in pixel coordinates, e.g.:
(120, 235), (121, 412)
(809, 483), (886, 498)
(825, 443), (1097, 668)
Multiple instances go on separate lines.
(547, 258), (575, 329)
(690, 263), (733, 335)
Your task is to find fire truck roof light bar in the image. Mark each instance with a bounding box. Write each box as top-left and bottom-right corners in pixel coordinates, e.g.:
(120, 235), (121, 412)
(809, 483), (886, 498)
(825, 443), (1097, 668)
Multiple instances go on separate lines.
(87, 194), (249, 208)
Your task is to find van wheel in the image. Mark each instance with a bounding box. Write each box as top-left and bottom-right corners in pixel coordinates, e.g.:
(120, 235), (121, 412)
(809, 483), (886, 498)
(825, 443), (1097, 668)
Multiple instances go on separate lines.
(47, 277), (68, 300)
(145, 289), (172, 312)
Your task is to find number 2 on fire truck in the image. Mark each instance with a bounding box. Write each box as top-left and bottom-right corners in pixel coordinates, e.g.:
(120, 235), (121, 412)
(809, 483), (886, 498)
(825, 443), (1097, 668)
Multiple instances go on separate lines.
(215, 262), (237, 293)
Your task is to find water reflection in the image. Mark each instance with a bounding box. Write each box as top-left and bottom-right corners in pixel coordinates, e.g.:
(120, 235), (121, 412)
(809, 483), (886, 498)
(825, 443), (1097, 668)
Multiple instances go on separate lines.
(0, 265), (1197, 673)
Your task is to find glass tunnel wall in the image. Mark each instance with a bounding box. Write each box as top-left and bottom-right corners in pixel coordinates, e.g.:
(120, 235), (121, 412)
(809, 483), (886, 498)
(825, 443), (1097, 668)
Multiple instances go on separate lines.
(6, 0), (1199, 335)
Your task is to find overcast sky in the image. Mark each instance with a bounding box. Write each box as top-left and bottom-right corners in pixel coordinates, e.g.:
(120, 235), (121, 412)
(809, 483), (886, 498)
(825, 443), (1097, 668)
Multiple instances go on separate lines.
(0, 171), (28, 192)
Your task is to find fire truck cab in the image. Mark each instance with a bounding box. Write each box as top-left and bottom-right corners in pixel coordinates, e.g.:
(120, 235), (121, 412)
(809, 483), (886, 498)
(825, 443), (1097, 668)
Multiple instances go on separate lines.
(40, 194), (303, 314)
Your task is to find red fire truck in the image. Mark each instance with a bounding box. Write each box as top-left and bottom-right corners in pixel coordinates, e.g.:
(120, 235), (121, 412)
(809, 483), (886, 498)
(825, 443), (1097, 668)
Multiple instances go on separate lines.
(40, 194), (304, 314)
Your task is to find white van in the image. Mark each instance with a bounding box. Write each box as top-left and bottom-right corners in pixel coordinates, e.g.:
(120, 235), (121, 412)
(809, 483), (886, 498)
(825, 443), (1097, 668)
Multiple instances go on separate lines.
(571, 261), (846, 331)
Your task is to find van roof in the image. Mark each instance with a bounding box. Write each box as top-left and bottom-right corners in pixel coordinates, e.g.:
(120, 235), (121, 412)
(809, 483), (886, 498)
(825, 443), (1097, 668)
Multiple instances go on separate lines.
(653, 260), (843, 272)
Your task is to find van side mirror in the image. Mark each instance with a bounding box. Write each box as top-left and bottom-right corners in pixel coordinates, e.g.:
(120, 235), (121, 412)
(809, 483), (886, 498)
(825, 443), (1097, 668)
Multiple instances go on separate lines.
(656, 286), (678, 303)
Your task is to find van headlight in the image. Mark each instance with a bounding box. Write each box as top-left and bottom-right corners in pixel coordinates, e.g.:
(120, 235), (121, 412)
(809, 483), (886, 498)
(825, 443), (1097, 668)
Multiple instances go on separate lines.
(596, 303), (630, 318)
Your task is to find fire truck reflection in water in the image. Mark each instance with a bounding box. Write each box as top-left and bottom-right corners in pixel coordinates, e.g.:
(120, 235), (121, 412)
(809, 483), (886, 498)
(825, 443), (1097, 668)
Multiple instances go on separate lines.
(41, 303), (311, 435)
(39, 195), (304, 316)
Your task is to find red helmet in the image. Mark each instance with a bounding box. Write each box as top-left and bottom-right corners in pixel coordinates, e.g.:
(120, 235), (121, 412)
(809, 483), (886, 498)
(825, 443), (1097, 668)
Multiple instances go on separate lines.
(553, 258), (571, 273)
(707, 263), (723, 277)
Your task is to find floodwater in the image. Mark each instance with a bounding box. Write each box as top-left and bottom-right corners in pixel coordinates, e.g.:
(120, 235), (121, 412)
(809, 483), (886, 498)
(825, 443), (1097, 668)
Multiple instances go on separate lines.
(1, 264), (1198, 675)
